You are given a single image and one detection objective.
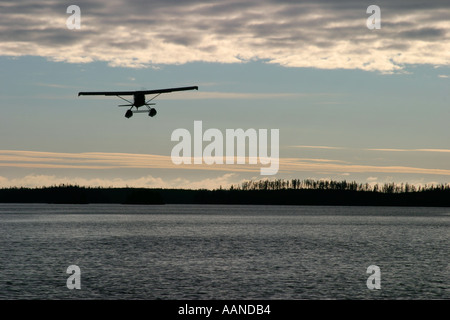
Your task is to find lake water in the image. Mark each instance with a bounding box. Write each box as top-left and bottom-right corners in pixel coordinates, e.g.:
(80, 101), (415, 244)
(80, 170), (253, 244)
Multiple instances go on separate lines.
(0, 204), (448, 300)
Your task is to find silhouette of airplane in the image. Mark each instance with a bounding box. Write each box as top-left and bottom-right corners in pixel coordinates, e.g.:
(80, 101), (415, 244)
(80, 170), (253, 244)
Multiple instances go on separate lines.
(78, 86), (198, 118)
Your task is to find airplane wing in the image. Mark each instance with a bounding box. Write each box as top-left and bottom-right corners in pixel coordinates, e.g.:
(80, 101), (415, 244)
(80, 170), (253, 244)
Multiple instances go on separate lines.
(78, 86), (198, 96)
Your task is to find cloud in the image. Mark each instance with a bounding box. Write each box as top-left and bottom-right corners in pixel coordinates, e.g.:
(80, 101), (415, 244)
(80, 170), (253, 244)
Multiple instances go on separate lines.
(0, 0), (449, 72)
(367, 148), (450, 153)
(1, 149), (450, 178)
(280, 157), (450, 176)
(0, 150), (176, 170)
(289, 145), (344, 150)
(291, 146), (450, 153)
(0, 173), (240, 189)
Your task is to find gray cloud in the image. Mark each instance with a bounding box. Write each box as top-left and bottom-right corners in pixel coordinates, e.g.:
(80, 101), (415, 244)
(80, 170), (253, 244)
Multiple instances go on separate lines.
(0, 0), (449, 71)
(398, 28), (446, 40)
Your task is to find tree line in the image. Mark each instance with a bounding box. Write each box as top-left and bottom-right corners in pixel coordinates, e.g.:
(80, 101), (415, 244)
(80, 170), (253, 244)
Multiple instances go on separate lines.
(232, 179), (450, 193)
(0, 179), (449, 206)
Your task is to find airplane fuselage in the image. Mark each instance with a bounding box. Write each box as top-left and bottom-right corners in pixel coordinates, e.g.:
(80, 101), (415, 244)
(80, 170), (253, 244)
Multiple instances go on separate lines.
(134, 93), (146, 107)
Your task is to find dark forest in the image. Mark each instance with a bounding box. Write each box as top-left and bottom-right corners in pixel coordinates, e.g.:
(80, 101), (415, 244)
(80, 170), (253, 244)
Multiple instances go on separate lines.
(1, 179), (449, 207)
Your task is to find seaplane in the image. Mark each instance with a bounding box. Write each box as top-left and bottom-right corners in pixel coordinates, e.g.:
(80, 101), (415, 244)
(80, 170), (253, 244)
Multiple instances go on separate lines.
(78, 86), (198, 118)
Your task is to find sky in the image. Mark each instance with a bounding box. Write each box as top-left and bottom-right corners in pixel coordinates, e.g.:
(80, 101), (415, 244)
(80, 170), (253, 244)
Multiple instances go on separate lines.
(0, 0), (449, 189)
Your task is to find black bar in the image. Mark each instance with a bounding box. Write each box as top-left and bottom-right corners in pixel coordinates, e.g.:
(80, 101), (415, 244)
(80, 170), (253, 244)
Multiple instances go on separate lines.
(0, 300), (445, 319)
